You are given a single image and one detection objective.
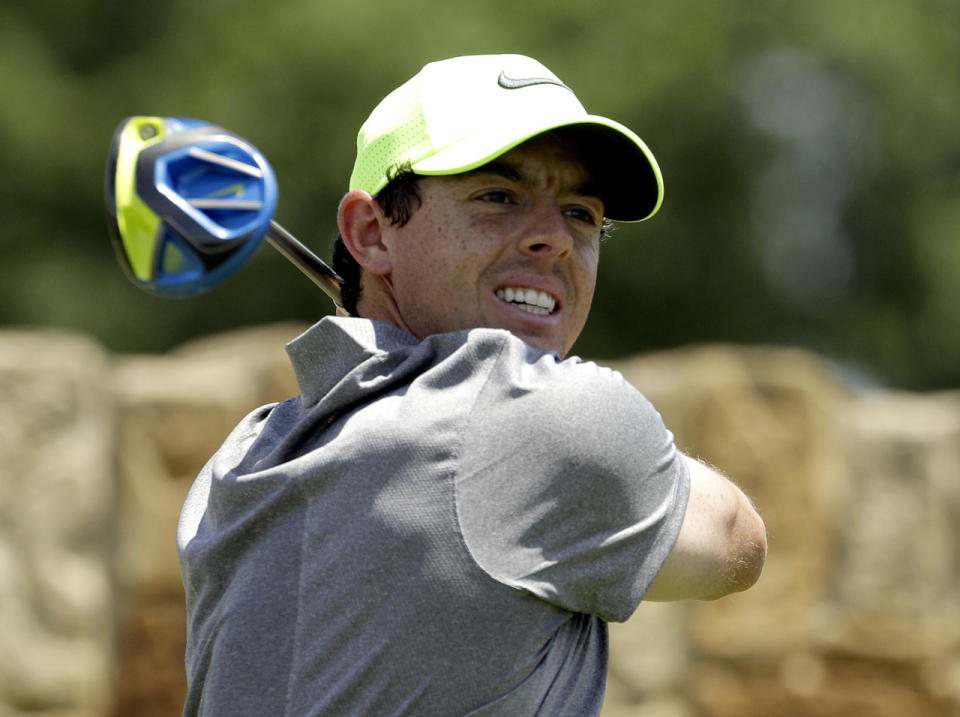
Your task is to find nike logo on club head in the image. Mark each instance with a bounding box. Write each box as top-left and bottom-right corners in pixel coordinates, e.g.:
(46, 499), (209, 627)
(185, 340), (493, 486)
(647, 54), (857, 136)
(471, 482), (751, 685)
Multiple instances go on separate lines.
(497, 71), (572, 93)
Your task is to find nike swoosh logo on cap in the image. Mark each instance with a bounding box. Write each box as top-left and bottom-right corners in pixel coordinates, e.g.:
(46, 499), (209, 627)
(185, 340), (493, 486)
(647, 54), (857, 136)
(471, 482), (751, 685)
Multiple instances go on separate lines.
(497, 71), (572, 92)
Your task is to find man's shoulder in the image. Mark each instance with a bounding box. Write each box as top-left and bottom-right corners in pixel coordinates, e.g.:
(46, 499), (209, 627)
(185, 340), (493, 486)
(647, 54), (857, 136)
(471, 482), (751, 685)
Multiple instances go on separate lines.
(440, 329), (661, 439)
(458, 328), (628, 392)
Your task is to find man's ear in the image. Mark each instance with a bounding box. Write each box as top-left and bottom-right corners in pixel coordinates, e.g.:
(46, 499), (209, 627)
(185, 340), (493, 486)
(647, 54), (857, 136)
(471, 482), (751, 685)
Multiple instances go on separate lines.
(337, 190), (393, 276)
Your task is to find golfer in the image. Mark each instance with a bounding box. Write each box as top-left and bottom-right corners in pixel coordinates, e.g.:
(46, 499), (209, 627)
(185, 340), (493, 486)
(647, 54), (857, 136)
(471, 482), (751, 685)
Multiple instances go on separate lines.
(177, 53), (766, 716)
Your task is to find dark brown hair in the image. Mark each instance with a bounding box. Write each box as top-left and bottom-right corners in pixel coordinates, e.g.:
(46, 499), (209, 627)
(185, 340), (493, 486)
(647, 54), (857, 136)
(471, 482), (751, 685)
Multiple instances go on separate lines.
(333, 168), (422, 316)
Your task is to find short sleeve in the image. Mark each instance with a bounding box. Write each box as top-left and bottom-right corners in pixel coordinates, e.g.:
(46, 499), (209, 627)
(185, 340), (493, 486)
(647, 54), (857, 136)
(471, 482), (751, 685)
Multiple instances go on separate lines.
(455, 339), (690, 622)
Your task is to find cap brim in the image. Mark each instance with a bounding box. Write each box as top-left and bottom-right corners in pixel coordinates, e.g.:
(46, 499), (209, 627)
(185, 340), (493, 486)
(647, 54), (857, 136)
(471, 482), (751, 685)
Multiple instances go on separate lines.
(411, 115), (663, 222)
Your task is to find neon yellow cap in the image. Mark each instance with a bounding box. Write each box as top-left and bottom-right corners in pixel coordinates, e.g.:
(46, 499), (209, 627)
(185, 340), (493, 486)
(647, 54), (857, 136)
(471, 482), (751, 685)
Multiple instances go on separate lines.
(349, 54), (664, 222)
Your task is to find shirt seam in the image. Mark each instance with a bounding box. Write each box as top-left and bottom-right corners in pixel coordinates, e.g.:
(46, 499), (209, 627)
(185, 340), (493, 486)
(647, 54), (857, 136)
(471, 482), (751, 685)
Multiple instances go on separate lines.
(449, 334), (523, 593)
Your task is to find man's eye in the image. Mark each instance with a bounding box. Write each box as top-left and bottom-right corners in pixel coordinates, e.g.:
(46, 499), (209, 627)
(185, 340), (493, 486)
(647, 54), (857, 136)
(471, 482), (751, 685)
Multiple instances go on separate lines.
(566, 207), (599, 225)
(479, 190), (513, 204)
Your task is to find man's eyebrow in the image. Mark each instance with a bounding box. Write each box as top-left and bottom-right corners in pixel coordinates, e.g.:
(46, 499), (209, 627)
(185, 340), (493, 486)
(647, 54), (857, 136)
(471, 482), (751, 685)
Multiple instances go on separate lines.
(460, 161), (604, 202)
(462, 161), (523, 183)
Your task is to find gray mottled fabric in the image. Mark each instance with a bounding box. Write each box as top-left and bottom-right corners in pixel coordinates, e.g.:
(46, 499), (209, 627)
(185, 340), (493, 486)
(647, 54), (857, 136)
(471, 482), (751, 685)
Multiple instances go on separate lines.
(177, 317), (689, 716)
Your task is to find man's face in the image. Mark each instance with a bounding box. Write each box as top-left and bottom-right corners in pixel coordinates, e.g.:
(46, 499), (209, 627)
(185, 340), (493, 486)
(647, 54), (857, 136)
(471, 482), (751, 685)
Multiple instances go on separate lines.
(377, 134), (605, 356)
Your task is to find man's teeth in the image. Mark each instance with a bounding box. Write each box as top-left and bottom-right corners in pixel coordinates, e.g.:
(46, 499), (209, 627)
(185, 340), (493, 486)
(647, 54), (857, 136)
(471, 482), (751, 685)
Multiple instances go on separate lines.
(495, 288), (556, 315)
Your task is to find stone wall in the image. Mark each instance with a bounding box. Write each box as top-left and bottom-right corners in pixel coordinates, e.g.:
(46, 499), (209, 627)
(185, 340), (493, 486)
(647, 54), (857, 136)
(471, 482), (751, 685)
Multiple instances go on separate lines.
(1, 325), (957, 716)
(0, 331), (115, 717)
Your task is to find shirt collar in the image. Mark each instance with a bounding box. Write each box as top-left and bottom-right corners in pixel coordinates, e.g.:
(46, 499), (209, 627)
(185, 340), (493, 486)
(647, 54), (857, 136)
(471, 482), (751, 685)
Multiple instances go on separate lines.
(285, 317), (420, 403)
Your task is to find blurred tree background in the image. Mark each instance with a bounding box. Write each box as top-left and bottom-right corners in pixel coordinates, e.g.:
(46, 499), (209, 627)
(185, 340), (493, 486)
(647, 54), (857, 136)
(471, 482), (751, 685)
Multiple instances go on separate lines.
(1, 0), (958, 390)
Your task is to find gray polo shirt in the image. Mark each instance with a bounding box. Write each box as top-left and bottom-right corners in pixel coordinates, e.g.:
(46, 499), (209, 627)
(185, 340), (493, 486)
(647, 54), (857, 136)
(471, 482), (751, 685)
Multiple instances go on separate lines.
(177, 317), (689, 716)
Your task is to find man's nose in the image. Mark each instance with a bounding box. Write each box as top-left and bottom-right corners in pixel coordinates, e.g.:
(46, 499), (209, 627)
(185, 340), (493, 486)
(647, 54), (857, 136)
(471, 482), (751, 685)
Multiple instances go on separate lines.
(517, 202), (574, 260)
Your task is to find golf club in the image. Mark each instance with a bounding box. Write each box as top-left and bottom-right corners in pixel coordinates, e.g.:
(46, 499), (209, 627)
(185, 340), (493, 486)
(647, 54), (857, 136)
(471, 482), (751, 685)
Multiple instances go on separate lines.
(104, 116), (346, 313)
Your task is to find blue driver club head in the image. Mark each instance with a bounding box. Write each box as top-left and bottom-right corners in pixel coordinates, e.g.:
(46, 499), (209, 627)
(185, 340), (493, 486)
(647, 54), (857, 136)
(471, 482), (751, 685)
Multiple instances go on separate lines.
(105, 116), (279, 297)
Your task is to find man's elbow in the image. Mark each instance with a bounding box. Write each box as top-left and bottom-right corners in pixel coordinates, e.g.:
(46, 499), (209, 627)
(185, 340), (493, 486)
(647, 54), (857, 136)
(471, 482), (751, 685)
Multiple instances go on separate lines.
(728, 523), (768, 595)
(712, 511), (768, 600)
(646, 457), (769, 603)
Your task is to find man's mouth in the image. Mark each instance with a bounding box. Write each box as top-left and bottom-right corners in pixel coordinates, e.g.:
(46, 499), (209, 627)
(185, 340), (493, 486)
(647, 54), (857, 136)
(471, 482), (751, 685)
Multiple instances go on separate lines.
(495, 287), (557, 316)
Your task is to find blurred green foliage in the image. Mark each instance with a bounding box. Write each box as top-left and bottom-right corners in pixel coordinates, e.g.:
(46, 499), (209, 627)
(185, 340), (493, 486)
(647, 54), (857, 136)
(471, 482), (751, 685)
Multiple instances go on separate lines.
(2, 0), (958, 389)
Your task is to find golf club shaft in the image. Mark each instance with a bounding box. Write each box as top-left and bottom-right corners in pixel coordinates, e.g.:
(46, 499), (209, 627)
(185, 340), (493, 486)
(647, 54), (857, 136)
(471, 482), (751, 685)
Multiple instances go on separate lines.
(265, 220), (347, 314)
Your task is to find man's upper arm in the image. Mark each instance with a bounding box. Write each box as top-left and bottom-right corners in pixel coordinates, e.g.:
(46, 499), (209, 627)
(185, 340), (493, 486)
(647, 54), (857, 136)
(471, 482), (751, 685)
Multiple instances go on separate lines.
(643, 455), (767, 602)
